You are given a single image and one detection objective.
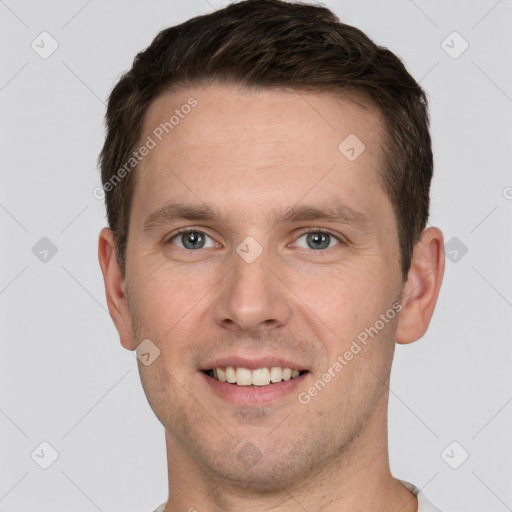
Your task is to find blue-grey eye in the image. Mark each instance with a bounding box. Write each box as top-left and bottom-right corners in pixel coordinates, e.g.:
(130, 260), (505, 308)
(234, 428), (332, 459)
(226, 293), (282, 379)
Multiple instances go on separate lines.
(296, 231), (340, 250)
(172, 230), (215, 250)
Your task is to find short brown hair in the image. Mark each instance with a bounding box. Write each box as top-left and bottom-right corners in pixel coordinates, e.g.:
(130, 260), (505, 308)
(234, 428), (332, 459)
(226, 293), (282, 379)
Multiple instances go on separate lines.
(99, 0), (433, 280)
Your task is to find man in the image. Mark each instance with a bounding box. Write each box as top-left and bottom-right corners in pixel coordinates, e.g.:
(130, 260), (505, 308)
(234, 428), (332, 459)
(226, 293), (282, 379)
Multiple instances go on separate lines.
(97, 1), (446, 510)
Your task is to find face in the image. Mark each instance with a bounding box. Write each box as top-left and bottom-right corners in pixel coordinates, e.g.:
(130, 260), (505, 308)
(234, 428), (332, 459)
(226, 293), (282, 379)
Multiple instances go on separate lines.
(118, 83), (406, 489)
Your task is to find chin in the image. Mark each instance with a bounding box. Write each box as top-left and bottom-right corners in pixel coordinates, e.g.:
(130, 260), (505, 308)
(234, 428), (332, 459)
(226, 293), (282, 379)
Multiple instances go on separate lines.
(193, 434), (329, 495)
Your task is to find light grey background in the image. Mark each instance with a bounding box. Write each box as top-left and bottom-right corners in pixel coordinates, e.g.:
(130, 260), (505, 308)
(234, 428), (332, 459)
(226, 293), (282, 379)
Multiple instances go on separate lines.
(1, 0), (511, 511)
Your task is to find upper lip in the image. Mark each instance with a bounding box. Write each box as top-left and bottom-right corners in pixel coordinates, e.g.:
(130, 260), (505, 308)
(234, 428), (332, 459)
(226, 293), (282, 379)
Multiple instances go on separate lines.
(200, 356), (308, 371)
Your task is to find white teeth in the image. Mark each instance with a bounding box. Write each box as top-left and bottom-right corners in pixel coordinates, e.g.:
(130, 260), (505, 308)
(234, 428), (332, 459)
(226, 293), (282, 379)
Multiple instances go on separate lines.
(226, 366), (237, 383)
(236, 367), (252, 386)
(217, 367), (227, 382)
(270, 367), (282, 383)
(252, 368), (271, 386)
(209, 366), (303, 386)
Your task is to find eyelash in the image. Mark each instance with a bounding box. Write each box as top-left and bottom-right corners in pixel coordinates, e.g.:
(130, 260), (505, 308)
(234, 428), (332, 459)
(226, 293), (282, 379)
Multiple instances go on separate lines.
(166, 227), (343, 249)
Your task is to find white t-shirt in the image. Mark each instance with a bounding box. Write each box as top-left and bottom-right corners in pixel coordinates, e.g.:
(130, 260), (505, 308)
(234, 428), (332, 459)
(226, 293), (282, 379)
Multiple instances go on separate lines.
(399, 480), (444, 511)
(152, 480), (443, 511)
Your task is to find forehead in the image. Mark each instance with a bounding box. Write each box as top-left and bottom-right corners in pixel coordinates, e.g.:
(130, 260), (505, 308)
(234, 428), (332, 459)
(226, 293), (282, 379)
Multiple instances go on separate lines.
(132, 83), (389, 229)
(143, 83), (383, 158)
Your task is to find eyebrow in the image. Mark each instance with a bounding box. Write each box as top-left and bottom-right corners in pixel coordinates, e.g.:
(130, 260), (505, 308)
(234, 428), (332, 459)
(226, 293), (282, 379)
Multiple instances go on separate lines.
(143, 200), (373, 232)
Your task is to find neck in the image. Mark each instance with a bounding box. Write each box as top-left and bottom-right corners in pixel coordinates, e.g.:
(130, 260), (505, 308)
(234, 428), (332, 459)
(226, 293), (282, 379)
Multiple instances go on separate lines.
(162, 395), (417, 512)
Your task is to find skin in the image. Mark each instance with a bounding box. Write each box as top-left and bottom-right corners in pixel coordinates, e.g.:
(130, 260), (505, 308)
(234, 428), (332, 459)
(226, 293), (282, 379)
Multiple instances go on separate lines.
(98, 83), (445, 512)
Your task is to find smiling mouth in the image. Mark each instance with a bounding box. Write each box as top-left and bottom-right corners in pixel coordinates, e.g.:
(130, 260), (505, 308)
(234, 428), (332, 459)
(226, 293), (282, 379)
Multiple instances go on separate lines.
(204, 367), (308, 387)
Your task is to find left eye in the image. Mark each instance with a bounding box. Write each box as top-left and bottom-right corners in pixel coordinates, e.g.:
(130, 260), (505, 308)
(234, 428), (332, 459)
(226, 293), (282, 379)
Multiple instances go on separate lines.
(169, 230), (216, 250)
(294, 231), (341, 250)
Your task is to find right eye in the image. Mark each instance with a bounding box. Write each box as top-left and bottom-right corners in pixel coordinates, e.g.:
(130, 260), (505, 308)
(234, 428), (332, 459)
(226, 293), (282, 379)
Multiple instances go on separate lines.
(167, 229), (217, 250)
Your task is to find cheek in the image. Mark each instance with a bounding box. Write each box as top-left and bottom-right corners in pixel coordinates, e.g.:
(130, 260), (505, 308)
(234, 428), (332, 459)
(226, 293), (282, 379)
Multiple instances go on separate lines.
(297, 261), (391, 338)
(130, 263), (210, 332)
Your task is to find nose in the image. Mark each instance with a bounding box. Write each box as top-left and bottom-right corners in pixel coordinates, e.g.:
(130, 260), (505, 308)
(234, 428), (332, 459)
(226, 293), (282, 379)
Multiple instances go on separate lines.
(213, 243), (292, 333)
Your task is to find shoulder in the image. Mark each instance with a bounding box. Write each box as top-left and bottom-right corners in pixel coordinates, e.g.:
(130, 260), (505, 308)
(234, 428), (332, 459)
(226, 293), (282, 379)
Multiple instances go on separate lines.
(417, 493), (445, 512)
(399, 480), (445, 512)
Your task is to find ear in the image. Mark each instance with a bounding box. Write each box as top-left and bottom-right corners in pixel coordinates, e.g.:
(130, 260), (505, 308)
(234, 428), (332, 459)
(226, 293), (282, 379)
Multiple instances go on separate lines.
(98, 227), (136, 350)
(395, 227), (445, 345)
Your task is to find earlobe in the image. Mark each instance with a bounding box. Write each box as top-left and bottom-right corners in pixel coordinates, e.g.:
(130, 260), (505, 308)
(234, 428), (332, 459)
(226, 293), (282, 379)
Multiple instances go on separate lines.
(395, 227), (445, 345)
(97, 227), (136, 350)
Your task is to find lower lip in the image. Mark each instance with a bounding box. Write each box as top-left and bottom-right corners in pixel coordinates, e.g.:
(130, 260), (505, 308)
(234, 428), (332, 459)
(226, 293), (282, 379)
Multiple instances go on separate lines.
(201, 371), (308, 406)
